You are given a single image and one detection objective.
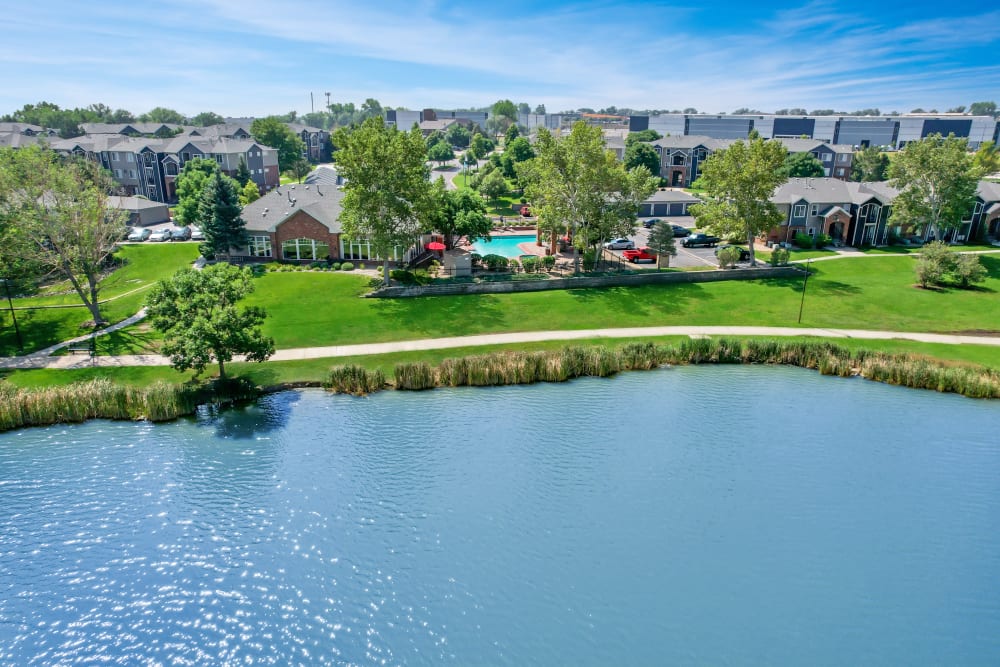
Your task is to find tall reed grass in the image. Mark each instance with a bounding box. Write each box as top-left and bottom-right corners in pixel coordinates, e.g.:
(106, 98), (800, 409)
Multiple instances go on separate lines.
(324, 364), (386, 395)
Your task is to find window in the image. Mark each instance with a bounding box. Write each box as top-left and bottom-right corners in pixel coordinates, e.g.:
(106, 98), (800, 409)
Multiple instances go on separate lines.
(311, 134), (318, 146)
(113, 169), (122, 178)
(215, 155), (224, 164)
(247, 235), (272, 257)
(342, 238), (406, 261)
(823, 167), (831, 176)
(282, 238), (329, 261)
(165, 163), (178, 176)
(793, 204), (806, 218)
(809, 205), (819, 216)
(112, 152), (120, 161)
(838, 153), (850, 163)
(181, 152), (191, 161)
(126, 153), (134, 162)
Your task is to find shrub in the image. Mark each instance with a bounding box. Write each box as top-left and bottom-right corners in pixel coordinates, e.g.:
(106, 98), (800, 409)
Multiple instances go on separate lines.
(329, 262), (341, 270)
(914, 241), (953, 287)
(769, 247), (790, 266)
(263, 262), (283, 272)
(793, 232), (814, 249)
(340, 262), (355, 271)
(470, 253), (483, 265)
(521, 256), (540, 273)
(952, 253), (987, 288)
(815, 233), (832, 248)
(390, 269), (415, 284)
(717, 246), (742, 268)
(541, 255), (556, 270)
(482, 254), (508, 271)
(309, 261), (325, 269)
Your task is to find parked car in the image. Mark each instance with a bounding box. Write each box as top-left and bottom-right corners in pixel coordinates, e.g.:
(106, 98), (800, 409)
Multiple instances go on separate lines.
(622, 247), (657, 263)
(604, 238), (635, 250)
(682, 233), (720, 247)
(520, 206), (532, 217)
(714, 244), (751, 261)
(127, 227), (152, 242)
(148, 229), (172, 242)
(670, 224), (691, 238)
(642, 218), (661, 229)
(190, 226), (205, 241)
(169, 226), (192, 241)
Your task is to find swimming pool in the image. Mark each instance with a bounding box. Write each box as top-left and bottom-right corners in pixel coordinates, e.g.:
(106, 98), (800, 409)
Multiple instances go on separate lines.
(472, 234), (538, 258)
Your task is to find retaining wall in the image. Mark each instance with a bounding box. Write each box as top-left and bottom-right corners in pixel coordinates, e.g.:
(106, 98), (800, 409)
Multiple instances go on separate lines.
(367, 266), (804, 298)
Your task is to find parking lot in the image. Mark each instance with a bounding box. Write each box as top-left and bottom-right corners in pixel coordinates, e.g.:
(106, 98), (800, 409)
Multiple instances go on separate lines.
(605, 217), (722, 268)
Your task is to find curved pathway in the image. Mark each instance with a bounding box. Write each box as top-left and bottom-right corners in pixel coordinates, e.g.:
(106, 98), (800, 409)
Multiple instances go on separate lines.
(2, 326), (998, 371)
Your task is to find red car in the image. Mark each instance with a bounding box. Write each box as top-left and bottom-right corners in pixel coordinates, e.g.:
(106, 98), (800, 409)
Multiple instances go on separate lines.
(622, 247), (656, 263)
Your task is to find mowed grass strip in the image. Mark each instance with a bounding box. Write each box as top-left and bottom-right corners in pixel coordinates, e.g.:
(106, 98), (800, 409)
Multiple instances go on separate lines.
(245, 254), (1000, 350)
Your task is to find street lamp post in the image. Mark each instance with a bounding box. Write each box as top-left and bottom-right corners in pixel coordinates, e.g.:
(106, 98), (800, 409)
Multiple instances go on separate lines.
(1, 278), (24, 354)
(797, 259), (812, 324)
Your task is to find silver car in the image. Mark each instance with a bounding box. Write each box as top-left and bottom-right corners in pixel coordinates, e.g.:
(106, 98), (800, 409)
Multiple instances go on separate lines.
(127, 227), (151, 241)
(603, 238), (635, 250)
(148, 229), (172, 242)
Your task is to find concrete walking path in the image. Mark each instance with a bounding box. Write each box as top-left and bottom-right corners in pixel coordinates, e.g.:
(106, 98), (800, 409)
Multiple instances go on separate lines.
(3, 326), (999, 371)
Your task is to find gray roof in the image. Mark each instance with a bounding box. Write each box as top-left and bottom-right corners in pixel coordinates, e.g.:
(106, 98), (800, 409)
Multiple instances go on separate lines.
(772, 177), (898, 205)
(286, 123), (325, 134)
(50, 134), (275, 156)
(0, 122), (53, 135)
(241, 182), (344, 233)
(419, 119), (457, 132)
(977, 180), (1000, 203)
(0, 133), (49, 148)
(650, 135), (734, 150)
(776, 138), (854, 154)
(187, 123), (253, 138)
(108, 196), (170, 211)
(304, 165), (342, 187)
(643, 189), (701, 204)
(80, 122), (185, 135)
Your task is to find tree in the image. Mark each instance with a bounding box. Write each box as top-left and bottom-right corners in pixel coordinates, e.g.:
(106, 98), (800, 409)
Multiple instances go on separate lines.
(479, 169), (509, 210)
(521, 122), (658, 271)
(517, 102), (531, 115)
(289, 158), (311, 183)
(469, 133), (494, 160)
(946, 106), (966, 114)
(972, 140), (1000, 177)
(505, 136), (535, 163)
(445, 123), (471, 149)
(624, 142), (661, 176)
(198, 172), (246, 257)
(174, 157), (221, 226)
(251, 116), (307, 171)
(781, 152), (825, 178)
(953, 253), (987, 288)
(191, 111), (225, 126)
(239, 180), (261, 206)
(333, 117), (434, 286)
(0, 146), (127, 326)
(425, 130), (447, 149)
(426, 178), (492, 248)
(235, 157), (252, 187)
(717, 245), (742, 268)
(138, 107), (186, 124)
(689, 136), (787, 266)
(146, 264), (274, 379)
(534, 104), (546, 114)
(646, 221), (676, 270)
(969, 101), (997, 117)
(505, 123), (521, 143)
(888, 134), (978, 240)
(428, 141), (455, 166)
(625, 129), (662, 145)
(492, 99), (518, 125)
(852, 146), (889, 182)
(361, 98), (383, 119)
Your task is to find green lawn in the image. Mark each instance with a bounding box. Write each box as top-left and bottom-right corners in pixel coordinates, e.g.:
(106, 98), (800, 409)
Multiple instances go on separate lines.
(860, 244), (1000, 255)
(239, 254), (1000, 350)
(0, 244), (199, 355)
(6, 334), (1000, 390)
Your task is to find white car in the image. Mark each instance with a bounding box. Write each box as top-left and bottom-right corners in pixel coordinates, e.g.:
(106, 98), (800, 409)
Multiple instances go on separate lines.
(603, 238), (635, 250)
(190, 226), (205, 241)
(149, 229), (172, 242)
(127, 227), (151, 242)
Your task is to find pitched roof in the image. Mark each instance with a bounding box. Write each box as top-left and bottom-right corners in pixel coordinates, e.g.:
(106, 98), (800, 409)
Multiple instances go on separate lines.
(0, 122), (52, 135)
(977, 180), (1000, 203)
(241, 182), (344, 233)
(772, 177), (898, 205)
(0, 133), (49, 148)
(650, 135), (734, 150)
(643, 189), (701, 203)
(108, 196), (170, 211)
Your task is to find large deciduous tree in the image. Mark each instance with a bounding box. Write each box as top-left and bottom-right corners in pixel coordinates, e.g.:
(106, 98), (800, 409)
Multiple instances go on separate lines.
(521, 122), (658, 271)
(426, 178), (492, 249)
(781, 152), (824, 178)
(479, 169), (509, 211)
(146, 263), (274, 379)
(138, 107), (186, 124)
(888, 134), (979, 240)
(972, 140), (1000, 177)
(198, 172), (246, 257)
(174, 157), (221, 226)
(689, 136), (787, 266)
(428, 141), (455, 167)
(251, 116), (307, 171)
(333, 117), (434, 286)
(851, 146), (889, 182)
(624, 142), (661, 177)
(238, 180), (261, 206)
(0, 145), (127, 326)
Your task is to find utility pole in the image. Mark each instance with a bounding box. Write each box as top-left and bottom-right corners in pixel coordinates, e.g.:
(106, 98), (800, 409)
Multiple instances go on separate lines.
(310, 92), (314, 113)
(325, 92), (331, 110)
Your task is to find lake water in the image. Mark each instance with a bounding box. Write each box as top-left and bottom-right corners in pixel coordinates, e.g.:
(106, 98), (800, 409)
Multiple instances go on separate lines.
(1, 366), (999, 665)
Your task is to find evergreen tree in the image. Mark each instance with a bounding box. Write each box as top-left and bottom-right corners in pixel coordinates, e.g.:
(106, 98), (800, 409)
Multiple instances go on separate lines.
(646, 221), (677, 270)
(198, 172), (246, 257)
(235, 157), (251, 187)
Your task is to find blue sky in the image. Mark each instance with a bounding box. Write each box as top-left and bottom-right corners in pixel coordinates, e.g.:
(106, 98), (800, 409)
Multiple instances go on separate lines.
(2, 0), (998, 117)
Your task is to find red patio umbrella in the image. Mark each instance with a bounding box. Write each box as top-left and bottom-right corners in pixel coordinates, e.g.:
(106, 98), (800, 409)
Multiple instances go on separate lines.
(426, 241), (446, 251)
